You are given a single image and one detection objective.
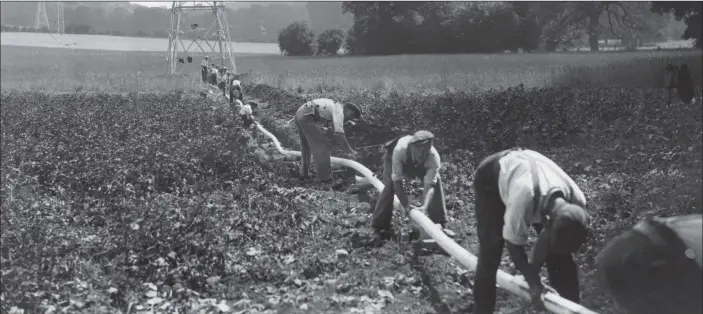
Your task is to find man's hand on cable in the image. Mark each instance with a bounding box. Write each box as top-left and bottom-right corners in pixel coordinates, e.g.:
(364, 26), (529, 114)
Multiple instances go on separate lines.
(528, 280), (547, 311)
(516, 272), (557, 311)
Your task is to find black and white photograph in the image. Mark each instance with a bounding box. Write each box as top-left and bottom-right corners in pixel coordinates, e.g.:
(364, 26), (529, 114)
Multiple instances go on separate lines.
(1, 1), (701, 313)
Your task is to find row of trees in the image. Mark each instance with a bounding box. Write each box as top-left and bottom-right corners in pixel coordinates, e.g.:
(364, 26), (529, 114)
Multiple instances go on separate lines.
(278, 22), (345, 56)
(278, 1), (701, 56)
(0, 2), (352, 43)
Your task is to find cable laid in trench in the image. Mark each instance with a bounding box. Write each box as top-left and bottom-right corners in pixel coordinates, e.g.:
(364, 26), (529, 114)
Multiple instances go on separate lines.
(252, 120), (599, 314)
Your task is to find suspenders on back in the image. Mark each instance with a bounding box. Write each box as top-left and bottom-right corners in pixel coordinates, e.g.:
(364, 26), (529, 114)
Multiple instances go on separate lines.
(528, 154), (573, 228)
(529, 158), (550, 226)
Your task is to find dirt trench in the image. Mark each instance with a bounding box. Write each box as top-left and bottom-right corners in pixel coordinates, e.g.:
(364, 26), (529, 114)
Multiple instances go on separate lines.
(202, 85), (537, 314)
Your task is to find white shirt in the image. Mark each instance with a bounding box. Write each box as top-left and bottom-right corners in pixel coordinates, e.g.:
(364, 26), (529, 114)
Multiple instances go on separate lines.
(655, 214), (702, 267)
(201, 59), (208, 67)
(498, 149), (587, 245)
(235, 100), (252, 116)
(390, 135), (441, 186)
(301, 98), (346, 134)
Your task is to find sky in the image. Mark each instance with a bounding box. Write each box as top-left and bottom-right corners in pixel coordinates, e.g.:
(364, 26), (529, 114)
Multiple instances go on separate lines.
(130, 2), (172, 9)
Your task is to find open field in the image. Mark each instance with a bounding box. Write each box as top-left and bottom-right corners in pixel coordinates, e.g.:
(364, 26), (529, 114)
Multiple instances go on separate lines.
(2, 44), (702, 314)
(2, 45), (701, 95)
(1, 32), (280, 54)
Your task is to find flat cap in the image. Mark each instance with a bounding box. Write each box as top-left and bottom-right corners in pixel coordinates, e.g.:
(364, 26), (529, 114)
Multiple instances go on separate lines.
(409, 130), (434, 144)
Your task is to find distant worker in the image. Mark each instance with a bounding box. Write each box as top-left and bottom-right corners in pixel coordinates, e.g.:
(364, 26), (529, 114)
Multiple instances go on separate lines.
(294, 98), (361, 190)
(664, 61), (678, 105)
(472, 148), (589, 313)
(201, 56), (209, 83)
(234, 99), (259, 129)
(677, 64), (695, 105)
(369, 130), (455, 246)
(209, 64), (219, 86)
(596, 214), (702, 314)
(218, 67), (228, 95)
(229, 77), (243, 104)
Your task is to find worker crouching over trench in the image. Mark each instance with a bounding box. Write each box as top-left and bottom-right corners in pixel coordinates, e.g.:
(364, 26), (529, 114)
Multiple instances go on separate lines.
(369, 130), (456, 246)
(472, 148), (590, 313)
(230, 99), (258, 129)
(295, 98), (361, 191)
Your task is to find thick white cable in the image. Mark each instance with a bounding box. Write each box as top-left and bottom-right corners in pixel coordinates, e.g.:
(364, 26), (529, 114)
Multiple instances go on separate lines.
(252, 121), (598, 314)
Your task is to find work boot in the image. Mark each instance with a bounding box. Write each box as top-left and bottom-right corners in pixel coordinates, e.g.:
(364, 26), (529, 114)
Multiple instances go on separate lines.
(331, 178), (345, 191)
(368, 227), (395, 247)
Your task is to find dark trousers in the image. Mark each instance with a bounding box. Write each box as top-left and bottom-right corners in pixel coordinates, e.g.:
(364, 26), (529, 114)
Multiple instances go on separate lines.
(295, 108), (332, 182)
(201, 67), (208, 82)
(472, 150), (580, 314)
(218, 81), (227, 96)
(596, 224), (702, 314)
(678, 75), (695, 104)
(370, 146), (447, 229)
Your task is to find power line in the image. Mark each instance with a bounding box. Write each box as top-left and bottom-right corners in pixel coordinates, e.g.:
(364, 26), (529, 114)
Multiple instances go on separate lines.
(57, 1), (65, 34)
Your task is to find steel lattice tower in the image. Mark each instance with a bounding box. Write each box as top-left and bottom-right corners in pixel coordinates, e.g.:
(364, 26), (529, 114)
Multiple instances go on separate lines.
(34, 2), (50, 30)
(57, 1), (65, 34)
(165, 1), (236, 75)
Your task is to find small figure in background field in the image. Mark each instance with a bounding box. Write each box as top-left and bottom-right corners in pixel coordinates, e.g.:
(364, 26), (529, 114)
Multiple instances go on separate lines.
(663, 61), (678, 105)
(295, 98), (362, 190)
(596, 214), (702, 314)
(663, 62), (698, 105)
(676, 64), (695, 105)
(200, 56), (209, 83)
(472, 148), (590, 313)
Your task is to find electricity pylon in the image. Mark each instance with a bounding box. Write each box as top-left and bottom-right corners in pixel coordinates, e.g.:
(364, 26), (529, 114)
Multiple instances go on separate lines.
(34, 2), (50, 30)
(165, 1), (236, 75)
(57, 1), (65, 34)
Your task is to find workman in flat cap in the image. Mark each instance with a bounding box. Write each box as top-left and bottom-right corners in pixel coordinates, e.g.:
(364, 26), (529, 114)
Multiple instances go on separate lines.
(369, 130), (455, 245)
(472, 148), (589, 313)
(218, 66), (228, 95)
(596, 214), (702, 314)
(295, 98), (362, 190)
(209, 64), (219, 86)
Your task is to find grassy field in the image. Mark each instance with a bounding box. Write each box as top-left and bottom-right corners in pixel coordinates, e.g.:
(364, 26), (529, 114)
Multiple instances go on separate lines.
(1, 32), (280, 54)
(2, 45), (701, 94)
(2, 43), (702, 314)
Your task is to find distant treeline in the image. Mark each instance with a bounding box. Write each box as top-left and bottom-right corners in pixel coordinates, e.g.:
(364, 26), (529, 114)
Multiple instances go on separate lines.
(338, 2), (697, 55)
(0, 1), (352, 43)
